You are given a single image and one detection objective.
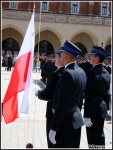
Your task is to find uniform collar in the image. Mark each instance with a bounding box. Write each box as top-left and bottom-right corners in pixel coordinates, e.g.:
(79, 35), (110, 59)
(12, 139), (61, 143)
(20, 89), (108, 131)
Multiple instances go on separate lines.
(58, 66), (64, 69)
(65, 61), (76, 69)
(93, 63), (103, 68)
(106, 64), (110, 67)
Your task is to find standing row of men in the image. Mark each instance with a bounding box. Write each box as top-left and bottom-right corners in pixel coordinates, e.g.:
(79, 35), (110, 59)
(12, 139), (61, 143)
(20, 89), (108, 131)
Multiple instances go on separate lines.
(34, 39), (111, 148)
(2, 53), (18, 71)
(39, 55), (57, 84)
(39, 50), (111, 86)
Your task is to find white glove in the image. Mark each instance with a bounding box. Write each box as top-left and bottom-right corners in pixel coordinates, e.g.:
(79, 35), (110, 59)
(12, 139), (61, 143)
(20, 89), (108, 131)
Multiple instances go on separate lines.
(34, 85), (41, 94)
(49, 129), (56, 144)
(84, 118), (93, 127)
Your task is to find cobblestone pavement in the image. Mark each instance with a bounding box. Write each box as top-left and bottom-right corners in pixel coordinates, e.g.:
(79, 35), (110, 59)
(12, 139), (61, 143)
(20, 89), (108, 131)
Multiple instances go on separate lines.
(1, 67), (112, 149)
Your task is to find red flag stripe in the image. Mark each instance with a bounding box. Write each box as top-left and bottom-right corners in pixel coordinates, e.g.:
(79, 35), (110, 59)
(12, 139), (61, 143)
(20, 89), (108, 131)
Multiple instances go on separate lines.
(3, 94), (18, 123)
(3, 52), (31, 104)
(2, 52), (31, 123)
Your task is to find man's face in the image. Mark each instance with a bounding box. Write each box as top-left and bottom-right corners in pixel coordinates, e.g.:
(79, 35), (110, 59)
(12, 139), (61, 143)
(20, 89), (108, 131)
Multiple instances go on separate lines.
(89, 54), (97, 64)
(81, 57), (84, 61)
(61, 51), (66, 64)
(104, 60), (111, 65)
(77, 59), (80, 62)
(55, 54), (61, 67)
(84, 56), (88, 60)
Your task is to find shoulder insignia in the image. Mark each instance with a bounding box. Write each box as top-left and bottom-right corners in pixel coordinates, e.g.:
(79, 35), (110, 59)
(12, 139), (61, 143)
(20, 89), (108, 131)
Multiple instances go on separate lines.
(104, 88), (110, 94)
(53, 69), (59, 73)
(65, 68), (69, 71)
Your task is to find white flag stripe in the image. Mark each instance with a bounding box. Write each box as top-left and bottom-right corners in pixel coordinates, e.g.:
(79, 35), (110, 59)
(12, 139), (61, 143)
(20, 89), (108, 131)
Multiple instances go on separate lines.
(18, 91), (24, 114)
(18, 13), (34, 58)
(18, 13), (34, 116)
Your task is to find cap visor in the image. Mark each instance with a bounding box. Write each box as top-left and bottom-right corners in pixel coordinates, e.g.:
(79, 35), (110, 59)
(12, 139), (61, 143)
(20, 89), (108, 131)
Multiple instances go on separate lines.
(60, 50), (65, 52)
(89, 52), (96, 55)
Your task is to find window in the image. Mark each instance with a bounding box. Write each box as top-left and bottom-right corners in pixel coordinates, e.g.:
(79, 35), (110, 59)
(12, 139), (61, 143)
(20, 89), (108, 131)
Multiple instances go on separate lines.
(10, 2), (17, 9)
(102, 3), (107, 15)
(72, 2), (79, 14)
(101, 2), (109, 16)
(2, 38), (20, 51)
(35, 40), (54, 55)
(42, 2), (48, 11)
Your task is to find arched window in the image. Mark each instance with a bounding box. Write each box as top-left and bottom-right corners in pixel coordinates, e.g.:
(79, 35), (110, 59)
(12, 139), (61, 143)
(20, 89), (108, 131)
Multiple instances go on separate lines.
(105, 44), (111, 55)
(2, 38), (19, 50)
(2, 38), (20, 56)
(74, 42), (87, 55)
(35, 40), (54, 55)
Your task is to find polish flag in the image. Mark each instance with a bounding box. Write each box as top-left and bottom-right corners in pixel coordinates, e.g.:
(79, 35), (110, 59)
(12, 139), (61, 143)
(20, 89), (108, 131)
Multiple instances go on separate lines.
(2, 12), (35, 124)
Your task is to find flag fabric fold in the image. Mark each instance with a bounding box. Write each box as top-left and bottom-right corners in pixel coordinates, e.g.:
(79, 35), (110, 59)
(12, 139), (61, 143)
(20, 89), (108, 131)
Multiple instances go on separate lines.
(2, 12), (35, 124)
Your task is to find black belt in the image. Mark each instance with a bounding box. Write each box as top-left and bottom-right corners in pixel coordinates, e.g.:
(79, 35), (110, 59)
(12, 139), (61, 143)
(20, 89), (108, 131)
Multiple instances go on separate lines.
(67, 106), (78, 113)
(52, 106), (78, 114)
(93, 97), (102, 101)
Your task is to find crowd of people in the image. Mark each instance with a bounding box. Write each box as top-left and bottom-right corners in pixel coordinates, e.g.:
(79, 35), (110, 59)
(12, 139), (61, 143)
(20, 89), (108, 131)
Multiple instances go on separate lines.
(38, 49), (111, 85)
(2, 53), (18, 71)
(34, 39), (112, 148)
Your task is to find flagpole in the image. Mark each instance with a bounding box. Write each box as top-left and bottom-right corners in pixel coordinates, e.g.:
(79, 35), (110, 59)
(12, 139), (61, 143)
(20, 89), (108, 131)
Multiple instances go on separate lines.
(31, 2), (36, 148)
(26, 4), (35, 148)
(37, 1), (42, 59)
(33, 2), (35, 57)
(31, 3), (36, 147)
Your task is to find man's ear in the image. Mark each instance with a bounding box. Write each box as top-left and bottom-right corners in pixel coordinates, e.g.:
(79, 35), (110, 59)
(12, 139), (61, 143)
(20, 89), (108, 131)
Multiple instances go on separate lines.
(96, 56), (100, 62)
(64, 52), (67, 59)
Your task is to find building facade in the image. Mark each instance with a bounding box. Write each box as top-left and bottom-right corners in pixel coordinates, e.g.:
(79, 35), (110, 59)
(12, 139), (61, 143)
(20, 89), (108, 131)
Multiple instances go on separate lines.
(2, 1), (112, 57)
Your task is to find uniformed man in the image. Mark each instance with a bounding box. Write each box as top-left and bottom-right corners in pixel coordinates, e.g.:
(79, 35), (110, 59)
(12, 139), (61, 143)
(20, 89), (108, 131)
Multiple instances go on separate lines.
(44, 56), (50, 84)
(40, 55), (46, 83)
(83, 45), (110, 148)
(4, 53), (9, 70)
(104, 57), (111, 75)
(76, 56), (81, 65)
(49, 39), (87, 148)
(46, 55), (52, 81)
(7, 54), (13, 71)
(82, 53), (93, 74)
(35, 49), (64, 148)
(74, 55), (89, 148)
(103, 57), (112, 117)
(49, 55), (57, 77)
(78, 55), (85, 68)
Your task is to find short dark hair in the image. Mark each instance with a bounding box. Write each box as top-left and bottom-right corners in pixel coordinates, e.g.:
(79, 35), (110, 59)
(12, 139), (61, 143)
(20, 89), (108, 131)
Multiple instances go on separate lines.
(65, 51), (77, 60)
(94, 54), (105, 63)
(26, 143), (33, 148)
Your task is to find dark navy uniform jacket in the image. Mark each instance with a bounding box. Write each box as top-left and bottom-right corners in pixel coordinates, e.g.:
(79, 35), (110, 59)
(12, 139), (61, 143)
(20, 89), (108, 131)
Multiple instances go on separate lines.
(38, 66), (64, 118)
(106, 65), (111, 75)
(49, 62), (57, 76)
(78, 61), (84, 69)
(50, 62), (87, 131)
(84, 64), (110, 119)
(82, 60), (93, 74)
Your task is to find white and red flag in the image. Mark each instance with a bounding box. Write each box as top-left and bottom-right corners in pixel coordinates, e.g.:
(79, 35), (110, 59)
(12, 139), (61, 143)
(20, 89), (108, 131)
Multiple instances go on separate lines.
(2, 12), (35, 124)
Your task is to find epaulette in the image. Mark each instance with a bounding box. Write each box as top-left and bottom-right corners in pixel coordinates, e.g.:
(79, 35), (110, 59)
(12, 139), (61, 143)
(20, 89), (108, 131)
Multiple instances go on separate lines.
(65, 68), (69, 71)
(104, 88), (110, 94)
(53, 68), (59, 73)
